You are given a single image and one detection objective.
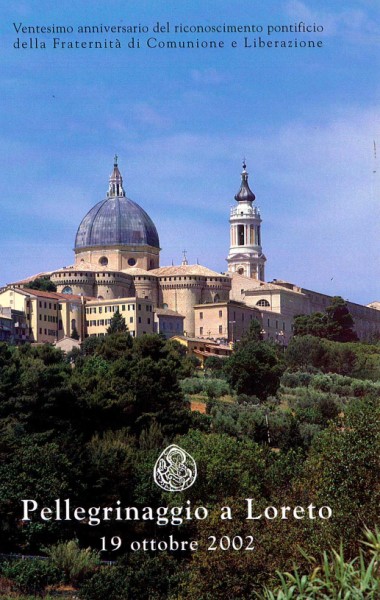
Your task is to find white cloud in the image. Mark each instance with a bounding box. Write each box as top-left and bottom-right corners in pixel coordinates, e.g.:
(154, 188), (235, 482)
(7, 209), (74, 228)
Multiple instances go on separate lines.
(286, 0), (380, 45)
(132, 102), (172, 128)
(191, 68), (227, 85)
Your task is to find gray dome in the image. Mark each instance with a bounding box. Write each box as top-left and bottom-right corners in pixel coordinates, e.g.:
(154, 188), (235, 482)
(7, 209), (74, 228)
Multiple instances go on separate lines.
(75, 160), (160, 250)
(75, 196), (160, 250)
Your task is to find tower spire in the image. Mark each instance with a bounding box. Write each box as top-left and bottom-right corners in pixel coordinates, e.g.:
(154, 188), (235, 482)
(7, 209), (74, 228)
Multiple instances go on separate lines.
(234, 160), (255, 203)
(108, 155), (125, 197)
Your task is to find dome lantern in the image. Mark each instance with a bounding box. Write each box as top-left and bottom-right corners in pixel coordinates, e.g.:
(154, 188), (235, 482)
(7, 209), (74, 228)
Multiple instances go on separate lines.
(107, 154), (125, 198)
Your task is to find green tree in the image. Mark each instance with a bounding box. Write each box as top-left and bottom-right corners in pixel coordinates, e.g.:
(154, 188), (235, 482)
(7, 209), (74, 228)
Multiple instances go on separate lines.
(325, 296), (359, 342)
(224, 340), (284, 400)
(27, 276), (57, 292)
(107, 309), (127, 334)
(239, 318), (263, 344)
(293, 312), (328, 338)
(71, 326), (80, 340)
(293, 297), (358, 343)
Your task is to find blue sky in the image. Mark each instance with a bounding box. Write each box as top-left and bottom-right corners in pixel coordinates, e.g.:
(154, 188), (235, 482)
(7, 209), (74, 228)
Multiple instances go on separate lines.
(1, 0), (379, 304)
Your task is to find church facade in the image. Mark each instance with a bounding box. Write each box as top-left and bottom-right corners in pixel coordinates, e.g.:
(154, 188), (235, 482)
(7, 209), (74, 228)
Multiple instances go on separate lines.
(2, 157), (380, 344)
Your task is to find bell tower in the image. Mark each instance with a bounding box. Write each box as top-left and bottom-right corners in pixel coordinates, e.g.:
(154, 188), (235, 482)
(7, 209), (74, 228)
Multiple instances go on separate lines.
(226, 162), (266, 280)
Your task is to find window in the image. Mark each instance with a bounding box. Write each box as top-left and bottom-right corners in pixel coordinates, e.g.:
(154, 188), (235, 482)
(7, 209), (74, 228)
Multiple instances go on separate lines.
(138, 317), (141, 323)
(238, 224), (245, 245)
(62, 287), (72, 295)
(130, 317), (133, 323)
(200, 327), (203, 335)
(122, 305), (125, 311)
(219, 325), (223, 334)
(219, 310), (222, 318)
(99, 256), (108, 266)
(99, 307), (102, 314)
(200, 312), (203, 320)
(128, 258), (136, 266)
(147, 318), (151, 324)
(256, 299), (270, 307)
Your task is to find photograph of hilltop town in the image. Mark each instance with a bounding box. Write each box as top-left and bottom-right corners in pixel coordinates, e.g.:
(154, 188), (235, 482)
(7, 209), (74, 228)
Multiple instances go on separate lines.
(1, 1), (379, 598)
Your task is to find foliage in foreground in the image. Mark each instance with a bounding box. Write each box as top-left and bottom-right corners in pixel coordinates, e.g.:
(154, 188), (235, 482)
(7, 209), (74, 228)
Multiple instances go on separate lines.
(45, 539), (100, 586)
(260, 527), (380, 599)
(0, 559), (59, 597)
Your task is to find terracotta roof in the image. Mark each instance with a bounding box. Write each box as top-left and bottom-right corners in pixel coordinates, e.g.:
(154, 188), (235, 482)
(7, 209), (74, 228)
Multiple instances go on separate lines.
(150, 264), (228, 278)
(20, 288), (93, 301)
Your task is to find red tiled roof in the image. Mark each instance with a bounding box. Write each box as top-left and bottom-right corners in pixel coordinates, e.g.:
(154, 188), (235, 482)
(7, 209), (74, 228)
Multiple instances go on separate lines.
(21, 288), (94, 301)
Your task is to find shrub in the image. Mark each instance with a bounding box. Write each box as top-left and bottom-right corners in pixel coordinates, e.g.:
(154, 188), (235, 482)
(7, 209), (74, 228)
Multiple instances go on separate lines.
(280, 371), (312, 389)
(236, 393), (260, 404)
(46, 539), (100, 586)
(180, 377), (204, 395)
(204, 378), (230, 399)
(79, 566), (128, 600)
(1, 559), (59, 596)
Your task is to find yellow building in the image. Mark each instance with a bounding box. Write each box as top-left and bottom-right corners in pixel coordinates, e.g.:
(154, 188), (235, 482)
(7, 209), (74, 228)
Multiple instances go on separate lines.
(85, 297), (154, 338)
(0, 288), (84, 343)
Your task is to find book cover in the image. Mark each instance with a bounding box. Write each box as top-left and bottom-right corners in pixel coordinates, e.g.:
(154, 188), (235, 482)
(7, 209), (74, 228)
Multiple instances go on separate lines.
(1, 1), (379, 599)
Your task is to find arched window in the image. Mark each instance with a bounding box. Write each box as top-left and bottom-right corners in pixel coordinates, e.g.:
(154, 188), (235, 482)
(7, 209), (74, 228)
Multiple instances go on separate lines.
(62, 286), (73, 294)
(214, 294), (220, 303)
(99, 256), (108, 266)
(256, 299), (270, 307)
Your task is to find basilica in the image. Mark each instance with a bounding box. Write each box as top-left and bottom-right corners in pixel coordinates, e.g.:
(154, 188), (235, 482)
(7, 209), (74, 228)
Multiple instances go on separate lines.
(1, 157), (380, 345)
